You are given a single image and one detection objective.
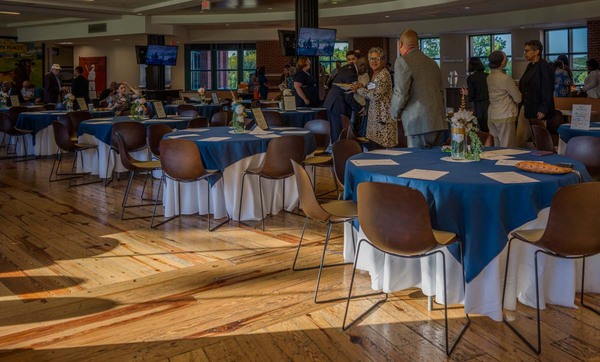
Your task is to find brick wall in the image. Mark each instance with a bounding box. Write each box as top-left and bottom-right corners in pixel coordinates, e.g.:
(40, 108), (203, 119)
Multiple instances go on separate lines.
(256, 40), (294, 85)
(352, 37), (390, 62)
(588, 20), (600, 62)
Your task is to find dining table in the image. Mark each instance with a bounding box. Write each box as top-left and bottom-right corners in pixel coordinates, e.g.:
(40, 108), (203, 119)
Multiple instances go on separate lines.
(556, 122), (600, 154)
(251, 107), (324, 128)
(342, 147), (597, 321)
(160, 127), (316, 220)
(164, 103), (222, 119)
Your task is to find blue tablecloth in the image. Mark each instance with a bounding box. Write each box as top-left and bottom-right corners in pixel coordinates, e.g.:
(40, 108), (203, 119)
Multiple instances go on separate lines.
(164, 127), (316, 171)
(79, 115), (192, 145)
(343, 148), (591, 283)
(16, 110), (115, 134)
(557, 122), (600, 144)
(164, 104), (222, 120)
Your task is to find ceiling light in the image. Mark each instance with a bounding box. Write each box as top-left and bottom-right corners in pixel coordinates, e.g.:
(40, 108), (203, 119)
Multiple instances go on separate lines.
(113, 38), (121, 41)
(385, 15), (390, 18)
(225, 24), (230, 27)
(464, 6), (470, 10)
(268, 7), (273, 10)
(59, 42), (74, 45)
(332, 1), (338, 4)
(0, 11), (20, 15)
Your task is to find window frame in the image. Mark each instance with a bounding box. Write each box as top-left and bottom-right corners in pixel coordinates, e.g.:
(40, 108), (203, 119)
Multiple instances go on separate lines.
(468, 33), (512, 76)
(544, 27), (588, 85)
(319, 41), (350, 74)
(418, 37), (441, 65)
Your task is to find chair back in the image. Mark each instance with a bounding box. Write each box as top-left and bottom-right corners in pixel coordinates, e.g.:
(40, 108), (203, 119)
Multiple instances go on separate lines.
(339, 126), (359, 142)
(340, 114), (351, 131)
(147, 123), (172, 157)
(263, 111), (283, 127)
(477, 131), (495, 147)
(259, 136), (305, 178)
(179, 109), (199, 118)
(332, 139), (362, 187)
(357, 182), (439, 256)
(7, 106), (27, 122)
(546, 110), (564, 134)
(565, 136), (600, 181)
(291, 160), (333, 222)
(114, 131), (144, 171)
(304, 119), (330, 150)
(188, 116), (209, 128)
(0, 113), (12, 133)
(57, 114), (74, 137)
(52, 120), (76, 152)
(68, 111), (92, 137)
(159, 139), (207, 181)
(210, 111), (230, 127)
(531, 125), (555, 152)
(111, 122), (147, 152)
(538, 182), (600, 256)
(315, 109), (328, 121)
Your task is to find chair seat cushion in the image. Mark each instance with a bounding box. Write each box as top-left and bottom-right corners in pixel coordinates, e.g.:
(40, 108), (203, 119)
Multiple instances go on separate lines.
(131, 160), (162, 170)
(511, 229), (544, 243)
(433, 229), (457, 245)
(303, 155), (333, 166)
(74, 142), (98, 150)
(321, 200), (357, 221)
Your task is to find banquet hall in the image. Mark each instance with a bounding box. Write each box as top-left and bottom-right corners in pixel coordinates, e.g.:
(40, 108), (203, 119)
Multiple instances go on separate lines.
(1, 0), (599, 361)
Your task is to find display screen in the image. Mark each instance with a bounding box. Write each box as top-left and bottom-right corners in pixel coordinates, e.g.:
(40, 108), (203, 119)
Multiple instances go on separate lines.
(296, 28), (336, 56)
(145, 45), (178, 66)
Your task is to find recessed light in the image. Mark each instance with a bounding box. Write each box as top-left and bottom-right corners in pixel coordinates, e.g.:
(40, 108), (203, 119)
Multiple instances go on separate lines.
(520, 26), (526, 29)
(268, 7), (273, 10)
(113, 38), (121, 41)
(385, 15), (390, 18)
(137, 13), (142, 15)
(59, 42), (74, 45)
(0, 11), (20, 15)
(464, 6), (470, 10)
(225, 23), (230, 26)
(332, 1), (338, 4)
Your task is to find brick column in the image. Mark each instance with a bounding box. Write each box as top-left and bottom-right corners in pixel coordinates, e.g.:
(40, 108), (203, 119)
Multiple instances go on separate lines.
(588, 20), (600, 61)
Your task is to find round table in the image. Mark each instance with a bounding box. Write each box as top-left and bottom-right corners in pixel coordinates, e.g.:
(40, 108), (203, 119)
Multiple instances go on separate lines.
(556, 122), (600, 154)
(164, 104), (222, 120)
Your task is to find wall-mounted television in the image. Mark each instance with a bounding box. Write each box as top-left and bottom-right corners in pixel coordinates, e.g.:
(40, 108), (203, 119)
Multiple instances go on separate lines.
(278, 30), (296, 57)
(296, 27), (336, 56)
(146, 45), (178, 66)
(135, 45), (147, 65)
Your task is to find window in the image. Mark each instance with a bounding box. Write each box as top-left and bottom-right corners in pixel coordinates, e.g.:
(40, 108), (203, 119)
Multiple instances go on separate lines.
(187, 44), (256, 90)
(319, 41), (349, 74)
(419, 38), (440, 65)
(469, 33), (512, 75)
(545, 27), (588, 84)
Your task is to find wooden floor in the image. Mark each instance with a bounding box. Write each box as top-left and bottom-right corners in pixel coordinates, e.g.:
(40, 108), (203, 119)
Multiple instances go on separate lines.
(0, 151), (599, 362)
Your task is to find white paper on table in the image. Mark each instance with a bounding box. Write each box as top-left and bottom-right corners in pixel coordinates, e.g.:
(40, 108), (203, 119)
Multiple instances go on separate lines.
(589, 127), (600, 130)
(280, 130), (310, 134)
(168, 133), (202, 139)
(270, 127), (288, 131)
(201, 137), (231, 142)
(368, 149), (412, 156)
(86, 121), (113, 124)
(481, 171), (539, 184)
(398, 168), (448, 180)
(296, 109), (314, 113)
(495, 159), (540, 166)
(89, 118), (112, 121)
(249, 128), (273, 135)
(484, 149), (530, 156)
(351, 159), (399, 166)
(481, 152), (515, 160)
(185, 128), (210, 132)
(571, 104), (592, 130)
(254, 134), (281, 138)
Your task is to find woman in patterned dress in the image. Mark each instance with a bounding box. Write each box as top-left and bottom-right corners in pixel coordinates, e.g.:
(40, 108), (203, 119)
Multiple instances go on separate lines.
(352, 47), (398, 148)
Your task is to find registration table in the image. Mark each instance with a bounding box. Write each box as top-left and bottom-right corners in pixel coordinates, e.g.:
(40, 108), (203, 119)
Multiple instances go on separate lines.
(11, 110), (113, 156)
(343, 148), (597, 321)
(77, 115), (192, 178)
(161, 127), (316, 220)
(556, 122), (600, 154)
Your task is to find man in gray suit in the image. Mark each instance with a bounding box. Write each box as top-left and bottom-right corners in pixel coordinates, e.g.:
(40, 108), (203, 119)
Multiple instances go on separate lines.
(391, 29), (448, 148)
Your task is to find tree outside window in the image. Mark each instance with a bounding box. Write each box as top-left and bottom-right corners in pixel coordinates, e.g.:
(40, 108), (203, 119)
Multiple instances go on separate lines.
(470, 34), (512, 76)
(187, 44), (256, 91)
(545, 27), (588, 84)
(319, 42), (349, 74)
(419, 38), (440, 66)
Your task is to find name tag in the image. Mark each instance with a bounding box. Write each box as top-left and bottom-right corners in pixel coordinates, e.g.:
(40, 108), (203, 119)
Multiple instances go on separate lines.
(367, 82), (376, 90)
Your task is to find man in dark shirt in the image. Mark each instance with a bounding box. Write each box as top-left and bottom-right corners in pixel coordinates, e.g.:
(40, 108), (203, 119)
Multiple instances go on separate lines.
(71, 66), (90, 105)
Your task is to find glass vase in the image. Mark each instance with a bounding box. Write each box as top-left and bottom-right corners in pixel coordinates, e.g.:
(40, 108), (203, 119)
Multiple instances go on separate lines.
(451, 126), (466, 160)
(232, 115), (245, 133)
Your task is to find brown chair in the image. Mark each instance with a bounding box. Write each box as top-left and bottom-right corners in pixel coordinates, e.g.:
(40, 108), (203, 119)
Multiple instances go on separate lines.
(315, 109), (328, 121)
(105, 122), (148, 186)
(151, 139), (229, 230)
(263, 111), (284, 127)
(237, 136), (305, 230)
(344, 182), (470, 357)
(114, 130), (162, 220)
(210, 111), (230, 127)
(303, 120), (336, 197)
(147, 123), (172, 158)
(502, 182), (600, 354)
(68, 111), (92, 141)
(0, 111), (34, 159)
(340, 114), (351, 131)
(188, 116), (209, 129)
(565, 136), (600, 181)
(49, 120), (100, 187)
(339, 126), (368, 144)
(531, 125), (556, 153)
(332, 139), (362, 197)
(477, 131), (494, 147)
(177, 104), (199, 118)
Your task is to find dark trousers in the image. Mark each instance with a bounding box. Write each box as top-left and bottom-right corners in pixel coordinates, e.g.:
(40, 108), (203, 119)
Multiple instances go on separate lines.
(327, 110), (348, 144)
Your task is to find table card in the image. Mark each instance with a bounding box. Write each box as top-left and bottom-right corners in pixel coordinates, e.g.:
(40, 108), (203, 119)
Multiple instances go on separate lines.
(168, 133), (203, 139)
(249, 127), (272, 135)
(481, 152), (514, 160)
(77, 98), (88, 110)
(211, 92), (220, 105)
(398, 169), (448, 180)
(494, 159), (541, 166)
(153, 101), (167, 119)
(351, 159), (399, 166)
(185, 128), (210, 132)
(368, 149), (412, 156)
(201, 137), (231, 142)
(252, 108), (269, 130)
(481, 171), (539, 184)
(254, 134), (281, 138)
(10, 95), (20, 107)
(571, 104), (592, 130)
(282, 96), (296, 111)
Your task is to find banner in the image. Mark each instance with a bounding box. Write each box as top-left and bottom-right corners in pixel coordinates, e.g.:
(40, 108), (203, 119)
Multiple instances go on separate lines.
(0, 37), (43, 90)
(79, 56), (106, 100)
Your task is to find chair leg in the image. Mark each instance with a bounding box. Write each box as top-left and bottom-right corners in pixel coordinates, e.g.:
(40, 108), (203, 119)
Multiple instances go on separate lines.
(121, 170), (136, 220)
(342, 239), (388, 329)
(237, 172), (247, 223)
(207, 179), (229, 232)
(48, 149), (61, 182)
(441, 248), (471, 356)
(150, 175), (166, 228)
(580, 257), (599, 315)
(104, 149), (113, 187)
(259, 176), (265, 231)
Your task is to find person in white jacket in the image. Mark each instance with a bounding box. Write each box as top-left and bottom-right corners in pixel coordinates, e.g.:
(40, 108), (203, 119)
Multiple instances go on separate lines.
(582, 59), (600, 98)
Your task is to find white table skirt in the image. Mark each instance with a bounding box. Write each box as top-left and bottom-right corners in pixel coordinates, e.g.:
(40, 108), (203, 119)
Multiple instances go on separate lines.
(1, 126), (57, 157)
(557, 138), (567, 154)
(77, 134), (148, 178)
(163, 153), (301, 221)
(344, 208), (600, 321)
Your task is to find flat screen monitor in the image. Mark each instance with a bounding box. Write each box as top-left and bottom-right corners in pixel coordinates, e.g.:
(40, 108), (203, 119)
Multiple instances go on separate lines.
(146, 45), (178, 66)
(135, 45), (147, 65)
(296, 27), (336, 56)
(278, 30), (296, 56)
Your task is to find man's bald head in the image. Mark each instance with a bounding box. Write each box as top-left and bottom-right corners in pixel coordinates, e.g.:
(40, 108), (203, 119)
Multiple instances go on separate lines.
(400, 29), (419, 53)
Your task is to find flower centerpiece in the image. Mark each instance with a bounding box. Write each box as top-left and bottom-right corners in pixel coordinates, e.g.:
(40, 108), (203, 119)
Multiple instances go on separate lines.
(447, 95), (483, 160)
(282, 89), (292, 96)
(0, 94), (7, 109)
(129, 97), (147, 120)
(197, 87), (205, 104)
(63, 93), (75, 111)
(231, 100), (245, 133)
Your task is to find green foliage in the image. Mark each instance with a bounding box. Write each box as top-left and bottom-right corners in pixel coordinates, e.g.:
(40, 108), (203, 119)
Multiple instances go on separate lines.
(420, 38), (440, 59)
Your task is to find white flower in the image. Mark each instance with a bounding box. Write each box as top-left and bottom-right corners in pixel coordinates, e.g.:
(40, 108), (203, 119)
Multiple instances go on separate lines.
(234, 105), (245, 115)
(449, 109), (477, 129)
(282, 89), (292, 96)
(197, 87), (205, 95)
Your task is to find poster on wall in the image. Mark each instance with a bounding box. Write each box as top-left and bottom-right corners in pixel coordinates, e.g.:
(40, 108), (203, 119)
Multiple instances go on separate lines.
(79, 56), (106, 100)
(0, 37), (44, 92)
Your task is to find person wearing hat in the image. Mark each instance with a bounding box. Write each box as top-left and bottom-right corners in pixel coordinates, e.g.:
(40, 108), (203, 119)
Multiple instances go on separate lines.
(44, 63), (64, 103)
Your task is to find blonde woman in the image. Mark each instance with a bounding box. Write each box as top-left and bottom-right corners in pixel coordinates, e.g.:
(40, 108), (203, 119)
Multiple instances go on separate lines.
(293, 56), (319, 107)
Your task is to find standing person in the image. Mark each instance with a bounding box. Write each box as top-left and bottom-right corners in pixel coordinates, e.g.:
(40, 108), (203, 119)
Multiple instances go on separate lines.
(556, 54), (574, 84)
(44, 63), (64, 104)
(293, 56), (319, 107)
(487, 51), (522, 147)
(353, 47), (397, 149)
(323, 59), (364, 143)
(582, 59), (600, 98)
(71, 66), (90, 104)
(461, 57), (489, 132)
(552, 60), (572, 97)
(1, 81), (21, 106)
(518, 39), (555, 147)
(390, 29), (447, 148)
(257, 66), (269, 100)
